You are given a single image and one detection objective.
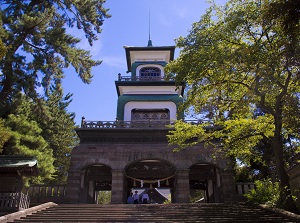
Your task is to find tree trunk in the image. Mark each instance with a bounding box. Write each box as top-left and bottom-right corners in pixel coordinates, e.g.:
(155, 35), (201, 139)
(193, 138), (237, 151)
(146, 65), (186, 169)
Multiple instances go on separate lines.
(273, 97), (299, 213)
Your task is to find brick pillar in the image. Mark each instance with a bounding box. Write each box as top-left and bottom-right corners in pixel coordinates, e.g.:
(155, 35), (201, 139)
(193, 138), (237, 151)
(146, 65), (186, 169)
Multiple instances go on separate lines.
(111, 169), (125, 204)
(221, 169), (237, 202)
(175, 169), (190, 203)
(65, 170), (82, 203)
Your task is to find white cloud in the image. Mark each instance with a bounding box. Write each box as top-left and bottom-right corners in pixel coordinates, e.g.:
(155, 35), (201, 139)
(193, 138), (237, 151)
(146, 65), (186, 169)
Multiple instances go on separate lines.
(157, 14), (173, 28)
(102, 55), (126, 70)
(172, 4), (188, 19)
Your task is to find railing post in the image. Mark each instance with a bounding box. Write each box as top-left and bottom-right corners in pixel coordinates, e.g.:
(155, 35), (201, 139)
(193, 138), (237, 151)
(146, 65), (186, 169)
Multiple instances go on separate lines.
(235, 182), (255, 195)
(236, 184), (243, 195)
(81, 116), (86, 127)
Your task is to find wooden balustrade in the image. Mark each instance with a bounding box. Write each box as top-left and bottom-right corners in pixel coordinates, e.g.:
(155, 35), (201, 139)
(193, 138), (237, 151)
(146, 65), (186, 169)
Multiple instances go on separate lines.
(81, 120), (174, 129)
(0, 192), (30, 210)
(23, 185), (66, 205)
(80, 119), (214, 128)
(117, 75), (175, 82)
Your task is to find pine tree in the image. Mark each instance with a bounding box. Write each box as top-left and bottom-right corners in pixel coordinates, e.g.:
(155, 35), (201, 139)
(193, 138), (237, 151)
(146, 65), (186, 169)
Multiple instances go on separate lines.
(35, 87), (79, 184)
(0, 0), (110, 116)
(0, 119), (11, 153)
(3, 113), (55, 184)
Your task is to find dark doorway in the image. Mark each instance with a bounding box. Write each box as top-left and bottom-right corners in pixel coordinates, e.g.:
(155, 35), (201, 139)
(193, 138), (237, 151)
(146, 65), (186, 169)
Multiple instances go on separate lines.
(82, 164), (112, 204)
(189, 163), (221, 203)
(125, 160), (176, 203)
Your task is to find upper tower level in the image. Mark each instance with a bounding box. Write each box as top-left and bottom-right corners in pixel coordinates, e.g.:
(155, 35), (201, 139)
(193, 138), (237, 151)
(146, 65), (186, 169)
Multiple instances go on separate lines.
(116, 44), (183, 96)
(124, 45), (175, 78)
(115, 43), (184, 122)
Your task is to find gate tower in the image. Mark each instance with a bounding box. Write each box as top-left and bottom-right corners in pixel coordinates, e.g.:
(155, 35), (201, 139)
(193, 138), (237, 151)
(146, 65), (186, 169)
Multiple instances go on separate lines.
(65, 39), (237, 204)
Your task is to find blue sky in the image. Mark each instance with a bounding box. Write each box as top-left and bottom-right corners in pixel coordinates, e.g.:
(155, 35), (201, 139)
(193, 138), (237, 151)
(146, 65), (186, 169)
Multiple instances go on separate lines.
(62, 0), (227, 125)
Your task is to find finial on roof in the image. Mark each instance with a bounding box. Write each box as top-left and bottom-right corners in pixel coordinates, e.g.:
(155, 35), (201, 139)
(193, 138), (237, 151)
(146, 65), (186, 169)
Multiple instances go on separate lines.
(147, 8), (153, 47)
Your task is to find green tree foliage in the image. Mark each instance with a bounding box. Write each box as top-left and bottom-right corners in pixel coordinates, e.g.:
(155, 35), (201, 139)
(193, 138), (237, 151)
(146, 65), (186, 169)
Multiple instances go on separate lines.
(34, 87), (79, 184)
(166, 0), (299, 212)
(234, 165), (254, 183)
(97, 191), (111, 204)
(244, 179), (280, 207)
(0, 118), (11, 153)
(0, 19), (7, 59)
(4, 91), (78, 184)
(190, 191), (204, 203)
(0, 39), (6, 60)
(3, 114), (55, 184)
(264, 0), (300, 54)
(0, 0), (111, 116)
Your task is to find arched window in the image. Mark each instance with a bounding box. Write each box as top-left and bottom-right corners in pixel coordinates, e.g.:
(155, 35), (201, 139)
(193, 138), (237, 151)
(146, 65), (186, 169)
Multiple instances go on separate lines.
(139, 67), (161, 80)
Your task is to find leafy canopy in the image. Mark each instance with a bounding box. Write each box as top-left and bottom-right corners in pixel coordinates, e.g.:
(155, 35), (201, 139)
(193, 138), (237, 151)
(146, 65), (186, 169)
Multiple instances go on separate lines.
(166, 0), (299, 164)
(166, 0), (299, 212)
(0, 0), (111, 115)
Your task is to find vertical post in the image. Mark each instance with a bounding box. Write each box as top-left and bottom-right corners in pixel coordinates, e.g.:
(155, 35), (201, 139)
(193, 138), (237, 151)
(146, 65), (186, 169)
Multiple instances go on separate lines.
(81, 116), (85, 128)
(175, 169), (190, 203)
(207, 180), (214, 203)
(65, 170), (82, 203)
(221, 169), (237, 202)
(214, 168), (222, 202)
(111, 169), (125, 204)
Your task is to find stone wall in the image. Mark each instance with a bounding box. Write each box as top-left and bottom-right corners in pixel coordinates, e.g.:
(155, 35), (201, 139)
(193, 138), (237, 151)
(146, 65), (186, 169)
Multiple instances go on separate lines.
(289, 162), (300, 210)
(65, 128), (237, 204)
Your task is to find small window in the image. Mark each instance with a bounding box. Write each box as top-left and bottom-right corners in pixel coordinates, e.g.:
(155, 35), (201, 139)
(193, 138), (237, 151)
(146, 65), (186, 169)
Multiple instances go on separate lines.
(140, 67), (161, 80)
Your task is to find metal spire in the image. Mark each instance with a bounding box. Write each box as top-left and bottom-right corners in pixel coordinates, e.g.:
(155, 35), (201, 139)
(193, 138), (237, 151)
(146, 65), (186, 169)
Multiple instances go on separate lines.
(147, 8), (153, 47)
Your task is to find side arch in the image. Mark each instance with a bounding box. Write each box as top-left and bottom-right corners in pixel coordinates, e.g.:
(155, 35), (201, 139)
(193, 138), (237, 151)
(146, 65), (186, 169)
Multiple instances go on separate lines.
(79, 163), (113, 204)
(189, 163), (223, 203)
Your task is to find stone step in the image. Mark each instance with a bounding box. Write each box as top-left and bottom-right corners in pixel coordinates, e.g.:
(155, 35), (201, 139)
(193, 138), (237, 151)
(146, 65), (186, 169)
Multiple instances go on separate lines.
(8, 203), (298, 223)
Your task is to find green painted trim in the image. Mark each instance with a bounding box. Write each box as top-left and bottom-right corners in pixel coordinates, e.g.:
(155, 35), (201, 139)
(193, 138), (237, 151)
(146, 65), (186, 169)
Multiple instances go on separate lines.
(116, 94), (184, 121)
(131, 61), (167, 77)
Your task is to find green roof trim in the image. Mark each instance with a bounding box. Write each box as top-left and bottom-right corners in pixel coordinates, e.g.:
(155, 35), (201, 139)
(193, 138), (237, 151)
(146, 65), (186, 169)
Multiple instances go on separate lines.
(116, 94), (184, 121)
(131, 61), (167, 77)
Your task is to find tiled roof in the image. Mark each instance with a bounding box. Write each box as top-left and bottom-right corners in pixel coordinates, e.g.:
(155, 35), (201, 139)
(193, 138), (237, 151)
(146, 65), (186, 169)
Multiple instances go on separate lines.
(0, 156), (38, 175)
(0, 156), (37, 168)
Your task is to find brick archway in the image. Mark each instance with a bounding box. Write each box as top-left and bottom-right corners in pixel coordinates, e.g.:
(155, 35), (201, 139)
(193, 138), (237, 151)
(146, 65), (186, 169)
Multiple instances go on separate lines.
(189, 163), (222, 203)
(125, 159), (176, 204)
(80, 164), (112, 204)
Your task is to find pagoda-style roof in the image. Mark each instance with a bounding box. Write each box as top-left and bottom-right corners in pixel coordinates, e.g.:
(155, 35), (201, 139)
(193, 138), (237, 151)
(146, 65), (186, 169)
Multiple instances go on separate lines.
(0, 156), (39, 176)
(123, 45), (175, 72)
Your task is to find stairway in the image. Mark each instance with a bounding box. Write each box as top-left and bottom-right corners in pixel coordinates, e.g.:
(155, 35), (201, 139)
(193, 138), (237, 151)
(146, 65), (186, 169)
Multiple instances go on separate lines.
(8, 203), (299, 223)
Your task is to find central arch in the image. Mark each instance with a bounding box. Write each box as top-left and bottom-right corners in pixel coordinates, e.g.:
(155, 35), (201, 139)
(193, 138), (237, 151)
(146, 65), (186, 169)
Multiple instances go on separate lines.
(125, 159), (176, 204)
